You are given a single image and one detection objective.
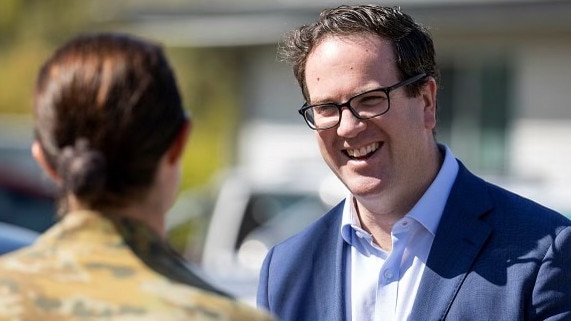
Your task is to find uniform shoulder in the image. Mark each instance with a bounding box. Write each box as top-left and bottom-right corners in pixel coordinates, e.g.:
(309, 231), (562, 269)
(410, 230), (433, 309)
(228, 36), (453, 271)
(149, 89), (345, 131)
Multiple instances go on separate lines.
(0, 267), (274, 320)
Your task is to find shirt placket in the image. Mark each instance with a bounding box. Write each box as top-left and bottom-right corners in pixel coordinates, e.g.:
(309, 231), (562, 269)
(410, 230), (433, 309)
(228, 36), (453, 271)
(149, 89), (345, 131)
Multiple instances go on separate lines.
(374, 218), (413, 321)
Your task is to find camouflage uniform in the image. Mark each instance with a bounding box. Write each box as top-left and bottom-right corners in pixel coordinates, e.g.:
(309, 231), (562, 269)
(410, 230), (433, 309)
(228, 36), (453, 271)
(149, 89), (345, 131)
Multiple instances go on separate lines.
(0, 210), (275, 321)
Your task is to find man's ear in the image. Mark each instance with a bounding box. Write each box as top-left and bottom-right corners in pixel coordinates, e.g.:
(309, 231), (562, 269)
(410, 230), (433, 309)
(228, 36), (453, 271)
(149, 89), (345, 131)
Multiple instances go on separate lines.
(31, 141), (60, 183)
(167, 119), (191, 165)
(422, 76), (438, 130)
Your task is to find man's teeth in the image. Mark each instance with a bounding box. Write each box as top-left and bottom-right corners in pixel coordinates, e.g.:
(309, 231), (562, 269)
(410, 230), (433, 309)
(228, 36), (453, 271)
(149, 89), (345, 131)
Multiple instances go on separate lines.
(347, 142), (380, 158)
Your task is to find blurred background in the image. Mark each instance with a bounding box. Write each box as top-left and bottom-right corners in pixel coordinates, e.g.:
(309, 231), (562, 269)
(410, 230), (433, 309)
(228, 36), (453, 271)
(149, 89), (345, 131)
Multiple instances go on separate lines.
(1, 0), (570, 304)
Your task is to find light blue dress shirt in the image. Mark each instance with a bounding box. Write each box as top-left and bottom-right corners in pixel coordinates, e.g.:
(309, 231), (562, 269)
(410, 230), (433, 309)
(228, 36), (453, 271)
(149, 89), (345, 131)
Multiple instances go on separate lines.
(340, 144), (459, 321)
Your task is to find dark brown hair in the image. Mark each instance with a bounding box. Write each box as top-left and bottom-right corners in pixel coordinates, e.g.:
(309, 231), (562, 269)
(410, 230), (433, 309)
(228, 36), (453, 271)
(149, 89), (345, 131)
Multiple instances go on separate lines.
(34, 33), (187, 213)
(279, 5), (439, 101)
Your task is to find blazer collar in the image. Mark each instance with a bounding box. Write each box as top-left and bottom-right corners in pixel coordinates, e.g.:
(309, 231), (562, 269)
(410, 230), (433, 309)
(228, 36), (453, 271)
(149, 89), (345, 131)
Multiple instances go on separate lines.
(312, 201), (349, 321)
(410, 161), (494, 320)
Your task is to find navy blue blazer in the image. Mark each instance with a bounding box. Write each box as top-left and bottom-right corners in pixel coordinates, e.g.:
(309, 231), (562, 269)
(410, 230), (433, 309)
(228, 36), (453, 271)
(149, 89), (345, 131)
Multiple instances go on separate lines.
(257, 161), (571, 321)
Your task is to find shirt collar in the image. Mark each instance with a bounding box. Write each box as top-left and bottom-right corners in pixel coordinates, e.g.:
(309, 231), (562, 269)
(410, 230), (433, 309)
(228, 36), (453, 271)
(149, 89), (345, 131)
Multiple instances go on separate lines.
(341, 144), (459, 244)
(408, 144), (459, 236)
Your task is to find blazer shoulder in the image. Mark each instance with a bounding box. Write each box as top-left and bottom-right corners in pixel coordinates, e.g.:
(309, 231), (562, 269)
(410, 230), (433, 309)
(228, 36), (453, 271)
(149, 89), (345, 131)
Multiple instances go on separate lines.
(485, 179), (569, 227)
(455, 162), (571, 230)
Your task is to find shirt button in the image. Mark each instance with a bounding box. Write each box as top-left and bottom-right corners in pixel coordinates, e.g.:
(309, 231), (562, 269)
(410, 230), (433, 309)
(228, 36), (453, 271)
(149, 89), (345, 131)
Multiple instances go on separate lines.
(384, 270), (393, 279)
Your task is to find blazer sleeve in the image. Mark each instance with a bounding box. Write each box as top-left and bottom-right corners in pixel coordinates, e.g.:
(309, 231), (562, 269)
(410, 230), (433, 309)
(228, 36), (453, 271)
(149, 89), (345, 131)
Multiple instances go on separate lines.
(532, 225), (571, 320)
(257, 246), (273, 310)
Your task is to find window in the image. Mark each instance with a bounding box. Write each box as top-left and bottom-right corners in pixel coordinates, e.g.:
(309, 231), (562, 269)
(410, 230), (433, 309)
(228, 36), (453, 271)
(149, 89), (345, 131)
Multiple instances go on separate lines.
(437, 55), (513, 175)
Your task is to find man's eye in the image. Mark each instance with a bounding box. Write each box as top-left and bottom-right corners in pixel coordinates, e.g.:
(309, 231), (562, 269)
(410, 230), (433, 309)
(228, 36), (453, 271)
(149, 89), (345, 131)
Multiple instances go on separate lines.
(314, 105), (338, 116)
(356, 94), (387, 107)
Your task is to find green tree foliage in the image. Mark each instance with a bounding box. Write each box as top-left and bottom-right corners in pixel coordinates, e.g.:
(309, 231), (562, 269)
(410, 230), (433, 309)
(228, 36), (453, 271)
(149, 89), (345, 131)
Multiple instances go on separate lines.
(0, 0), (92, 114)
(167, 47), (240, 189)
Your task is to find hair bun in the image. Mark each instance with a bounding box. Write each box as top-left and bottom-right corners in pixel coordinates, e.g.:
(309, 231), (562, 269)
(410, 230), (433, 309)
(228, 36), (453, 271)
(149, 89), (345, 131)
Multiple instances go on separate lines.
(58, 138), (106, 201)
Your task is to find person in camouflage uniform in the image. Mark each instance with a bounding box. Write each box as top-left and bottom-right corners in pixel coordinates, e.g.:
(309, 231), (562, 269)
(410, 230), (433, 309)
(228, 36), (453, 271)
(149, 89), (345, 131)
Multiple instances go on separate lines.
(0, 33), (275, 321)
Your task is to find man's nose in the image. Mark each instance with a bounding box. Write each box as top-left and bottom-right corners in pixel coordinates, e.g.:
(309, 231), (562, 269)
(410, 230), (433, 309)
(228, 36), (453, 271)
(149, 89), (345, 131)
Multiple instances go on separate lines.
(337, 107), (366, 137)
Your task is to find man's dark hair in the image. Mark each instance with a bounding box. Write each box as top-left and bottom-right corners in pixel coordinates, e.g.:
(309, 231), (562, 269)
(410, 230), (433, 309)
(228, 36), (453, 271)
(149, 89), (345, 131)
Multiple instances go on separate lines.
(279, 5), (439, 100)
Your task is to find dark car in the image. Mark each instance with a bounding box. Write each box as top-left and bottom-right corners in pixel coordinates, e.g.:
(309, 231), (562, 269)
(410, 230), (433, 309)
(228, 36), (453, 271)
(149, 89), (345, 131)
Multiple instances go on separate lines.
(0, 118), (57, 254)
(0, 221), (39, 254)
(0, 161), (56, 234)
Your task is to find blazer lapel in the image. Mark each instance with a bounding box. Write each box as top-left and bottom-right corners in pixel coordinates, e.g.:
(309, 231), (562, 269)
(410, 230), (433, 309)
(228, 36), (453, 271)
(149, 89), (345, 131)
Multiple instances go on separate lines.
(312, 202), (348, 321)
(410, 162), (493, 321)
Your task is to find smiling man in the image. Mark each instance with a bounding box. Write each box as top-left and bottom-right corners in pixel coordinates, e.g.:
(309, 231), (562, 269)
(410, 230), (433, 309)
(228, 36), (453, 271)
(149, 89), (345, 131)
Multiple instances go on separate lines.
(257, 5), (571, 321)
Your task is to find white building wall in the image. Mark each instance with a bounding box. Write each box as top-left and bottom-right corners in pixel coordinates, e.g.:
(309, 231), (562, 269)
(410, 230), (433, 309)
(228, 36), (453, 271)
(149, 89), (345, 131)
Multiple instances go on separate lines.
(509, 44), (571, 212)
(512, 44), (571, 181)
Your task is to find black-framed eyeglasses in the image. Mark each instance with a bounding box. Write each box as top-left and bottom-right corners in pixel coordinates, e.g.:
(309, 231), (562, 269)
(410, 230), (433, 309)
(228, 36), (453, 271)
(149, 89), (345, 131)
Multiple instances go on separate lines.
(298, 73), (427, 130)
